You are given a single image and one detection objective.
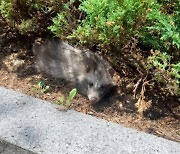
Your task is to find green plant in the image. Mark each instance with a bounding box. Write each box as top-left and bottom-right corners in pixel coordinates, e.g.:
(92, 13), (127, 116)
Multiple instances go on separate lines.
(73, 0), (151, 46)
(141, 0), (180, 50)
(36, 80), (50, 93)
(0, 0), (58, 35)
(56, 88), (77, 108)
(49, 0), (151, 47)
(48, 0), (80, 40)
(0, 0), (13, 21)
(48, 12), (68, 38)
(147, 51), (180, 95)
(18, 19), (35, 34)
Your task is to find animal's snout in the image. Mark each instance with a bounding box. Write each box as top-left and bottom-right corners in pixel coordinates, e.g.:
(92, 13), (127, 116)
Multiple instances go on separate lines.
(90, 97), (98, 104)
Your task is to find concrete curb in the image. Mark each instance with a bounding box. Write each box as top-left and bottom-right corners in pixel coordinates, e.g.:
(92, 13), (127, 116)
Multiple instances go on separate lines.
(0, 87), (179, 154)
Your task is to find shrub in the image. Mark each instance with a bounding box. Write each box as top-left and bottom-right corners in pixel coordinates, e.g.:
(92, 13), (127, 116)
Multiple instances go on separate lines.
(49, 0), (152, 48)
(0, 0), (13, 21)
(147, 50), (180, 95)
(48, 0), (81, 40)
(0, 0), (58, 35)
(141, 0), (180, 96)
(141, 0), (180, 50)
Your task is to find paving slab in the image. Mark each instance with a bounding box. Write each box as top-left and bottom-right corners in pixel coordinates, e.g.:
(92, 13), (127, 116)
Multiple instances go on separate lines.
(0, 139), (35, 154)
(0, 87), (179, 154)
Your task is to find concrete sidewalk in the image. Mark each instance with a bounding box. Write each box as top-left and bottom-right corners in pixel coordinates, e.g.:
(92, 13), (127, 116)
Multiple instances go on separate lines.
(0, 87), (179, 154)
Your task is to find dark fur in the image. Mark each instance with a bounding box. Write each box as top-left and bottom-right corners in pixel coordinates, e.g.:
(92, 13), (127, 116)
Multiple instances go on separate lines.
(33, 39), (114, 104)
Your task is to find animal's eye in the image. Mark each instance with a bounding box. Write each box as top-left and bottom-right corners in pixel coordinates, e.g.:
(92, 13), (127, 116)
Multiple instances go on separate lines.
(100, 85), (104, 90)
(89, 82), (94, 87)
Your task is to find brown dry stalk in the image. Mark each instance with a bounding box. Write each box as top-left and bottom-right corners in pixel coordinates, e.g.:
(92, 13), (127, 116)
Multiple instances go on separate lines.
(134, 72), (152, 116)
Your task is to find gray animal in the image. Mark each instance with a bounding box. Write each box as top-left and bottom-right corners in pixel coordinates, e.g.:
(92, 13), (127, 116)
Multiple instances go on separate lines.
(33, 39), (114, 104)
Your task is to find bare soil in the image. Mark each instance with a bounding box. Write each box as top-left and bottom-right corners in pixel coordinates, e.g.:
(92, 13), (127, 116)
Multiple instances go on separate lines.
(0, 18), (179, 143)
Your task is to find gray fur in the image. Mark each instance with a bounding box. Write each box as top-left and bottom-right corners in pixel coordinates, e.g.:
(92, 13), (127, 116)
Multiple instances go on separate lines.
(33, 39), (114, 104)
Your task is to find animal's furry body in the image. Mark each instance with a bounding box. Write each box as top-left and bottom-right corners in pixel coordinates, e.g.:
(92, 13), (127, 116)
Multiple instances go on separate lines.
(33, 39), (114, 104)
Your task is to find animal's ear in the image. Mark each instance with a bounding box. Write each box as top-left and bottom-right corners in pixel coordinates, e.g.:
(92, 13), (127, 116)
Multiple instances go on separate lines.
(108, 67), (115, 77)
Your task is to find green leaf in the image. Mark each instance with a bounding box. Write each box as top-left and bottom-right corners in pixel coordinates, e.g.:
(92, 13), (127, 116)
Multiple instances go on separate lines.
(44, 86), (50, 91)
(69, 88), (77, 100)
(38, 80), (44, 89)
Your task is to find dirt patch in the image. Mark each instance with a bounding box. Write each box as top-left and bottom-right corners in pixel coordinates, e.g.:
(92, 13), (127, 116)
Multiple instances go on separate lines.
(0, 19), (179, 143)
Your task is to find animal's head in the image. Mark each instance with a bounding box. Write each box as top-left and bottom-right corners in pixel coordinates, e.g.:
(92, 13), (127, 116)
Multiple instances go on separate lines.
(84, 63), (115, 104)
